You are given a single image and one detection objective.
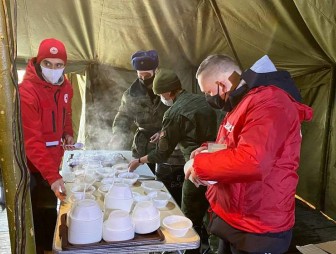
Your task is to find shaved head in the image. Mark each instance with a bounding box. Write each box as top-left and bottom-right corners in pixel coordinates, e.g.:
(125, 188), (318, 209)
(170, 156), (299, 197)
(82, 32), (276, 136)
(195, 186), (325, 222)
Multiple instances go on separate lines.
(196, 54), (241, 81)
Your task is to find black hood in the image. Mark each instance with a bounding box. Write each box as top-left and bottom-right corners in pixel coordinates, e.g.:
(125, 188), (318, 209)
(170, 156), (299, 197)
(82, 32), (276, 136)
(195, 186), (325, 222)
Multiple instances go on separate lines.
(223, 69), (302, 112)
(241, 69), (302, 102)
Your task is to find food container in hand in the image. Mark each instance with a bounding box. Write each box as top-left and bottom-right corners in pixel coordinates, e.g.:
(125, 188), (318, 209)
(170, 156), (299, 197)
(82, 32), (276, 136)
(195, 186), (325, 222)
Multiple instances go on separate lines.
(184, 158), (217, 185)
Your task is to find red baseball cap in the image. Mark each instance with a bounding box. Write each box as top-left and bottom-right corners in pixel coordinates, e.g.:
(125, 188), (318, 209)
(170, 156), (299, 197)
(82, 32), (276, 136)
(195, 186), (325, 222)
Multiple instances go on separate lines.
(36, 38), (67, 64)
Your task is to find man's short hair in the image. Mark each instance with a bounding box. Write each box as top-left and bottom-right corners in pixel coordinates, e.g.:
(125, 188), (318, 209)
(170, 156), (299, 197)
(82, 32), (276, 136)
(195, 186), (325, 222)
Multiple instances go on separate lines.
(196, 54), (241, 79)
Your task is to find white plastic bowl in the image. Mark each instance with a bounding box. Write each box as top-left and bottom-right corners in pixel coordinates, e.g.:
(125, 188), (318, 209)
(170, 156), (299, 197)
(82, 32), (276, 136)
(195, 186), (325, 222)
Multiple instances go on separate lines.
(132, 192), (151, 203)
(118, 172), (139, 185)
(62, 172), (76, 183)
(68, 229), (102, 245)
(163, 215), (193, 237)
(106, 183), (133, 199)
(103, 209), (135, 241)
(105, 210), (134, 229)
(68, 193), (96, 203)
(132, 201), (160, 234)
(132, 215), (160, 234)
(101, 177), (118, 185)
(70, 199), (102, 221)
(104, 196), (133, 212)
(70, 185), (96, 200)
(111, 163), (129, 174)
(105, 184), (134, 212)
(132, 201), (159, 220)
(98, 184), (112, 196)
(184, 159), (217, 185)
(103, 222), (134, 242)
(147, 191), (171, 208)
(68, 213), (103, 235)
(141, 180), (164, 194)
(74, 173), (96, 186)
(95, 166), (115, 178)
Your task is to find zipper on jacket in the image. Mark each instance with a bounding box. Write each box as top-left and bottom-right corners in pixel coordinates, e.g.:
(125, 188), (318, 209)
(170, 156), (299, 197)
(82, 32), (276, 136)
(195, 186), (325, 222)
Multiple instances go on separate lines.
(63, 108), (66, 128)
(53, 89), (60, 133)
(52, 111), (56, 132)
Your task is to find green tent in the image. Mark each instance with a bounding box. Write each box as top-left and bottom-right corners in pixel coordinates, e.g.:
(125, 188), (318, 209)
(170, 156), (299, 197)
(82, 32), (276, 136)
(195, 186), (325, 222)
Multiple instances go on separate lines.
(1, 0), (336, 252)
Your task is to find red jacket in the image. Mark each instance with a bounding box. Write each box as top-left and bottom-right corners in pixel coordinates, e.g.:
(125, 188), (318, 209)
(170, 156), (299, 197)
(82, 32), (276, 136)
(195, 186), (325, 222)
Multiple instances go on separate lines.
(19, 58), (73, 185)
(193, 86), (313, 233)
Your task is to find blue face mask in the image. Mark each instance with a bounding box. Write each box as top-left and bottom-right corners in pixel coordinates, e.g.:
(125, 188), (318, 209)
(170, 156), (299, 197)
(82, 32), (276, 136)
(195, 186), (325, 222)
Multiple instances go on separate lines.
(205, 84), (226, 109)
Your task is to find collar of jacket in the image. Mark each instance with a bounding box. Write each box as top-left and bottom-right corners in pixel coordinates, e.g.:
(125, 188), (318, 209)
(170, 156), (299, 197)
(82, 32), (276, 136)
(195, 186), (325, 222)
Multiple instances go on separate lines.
(241, 69), (302, 102)
(223, 84), (250, 112)
(173, 89), (185, 102)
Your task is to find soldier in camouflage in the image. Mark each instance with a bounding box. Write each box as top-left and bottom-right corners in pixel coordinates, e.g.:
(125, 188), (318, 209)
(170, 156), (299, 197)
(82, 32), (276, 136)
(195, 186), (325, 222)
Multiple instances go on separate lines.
(111, 50), (169, 171)
(129, 68), (218, 253)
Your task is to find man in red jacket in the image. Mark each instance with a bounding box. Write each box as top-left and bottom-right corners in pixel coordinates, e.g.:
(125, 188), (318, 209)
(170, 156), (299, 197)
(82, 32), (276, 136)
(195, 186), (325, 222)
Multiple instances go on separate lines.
(185, 55), (313, 254)
(19, 38), (74, 253)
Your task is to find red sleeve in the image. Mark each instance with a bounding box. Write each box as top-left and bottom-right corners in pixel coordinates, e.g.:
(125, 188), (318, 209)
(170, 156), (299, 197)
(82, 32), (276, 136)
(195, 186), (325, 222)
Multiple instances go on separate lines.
(19, 84), (62, 185)
(193, 93), (297, 183)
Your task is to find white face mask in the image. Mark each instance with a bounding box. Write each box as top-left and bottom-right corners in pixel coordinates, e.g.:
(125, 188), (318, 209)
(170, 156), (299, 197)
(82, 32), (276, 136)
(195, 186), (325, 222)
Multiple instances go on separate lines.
(160, 95), (174, 106)
(40, 65), (64, 85)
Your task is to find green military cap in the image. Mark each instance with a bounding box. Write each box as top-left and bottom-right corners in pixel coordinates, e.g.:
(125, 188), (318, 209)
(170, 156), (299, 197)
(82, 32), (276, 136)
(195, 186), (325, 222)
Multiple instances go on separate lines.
(153, 68), (182, 95)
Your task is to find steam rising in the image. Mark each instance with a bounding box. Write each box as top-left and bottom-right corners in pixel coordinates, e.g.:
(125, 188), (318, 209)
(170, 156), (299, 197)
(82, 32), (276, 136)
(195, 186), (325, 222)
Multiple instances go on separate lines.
(85, 64), (136, 150)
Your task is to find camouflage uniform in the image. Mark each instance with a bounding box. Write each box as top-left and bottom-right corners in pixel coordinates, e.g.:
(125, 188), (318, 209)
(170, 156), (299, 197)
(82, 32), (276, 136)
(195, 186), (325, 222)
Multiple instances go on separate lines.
(112, 79), (169, 158)
(147, 90), (217, 245)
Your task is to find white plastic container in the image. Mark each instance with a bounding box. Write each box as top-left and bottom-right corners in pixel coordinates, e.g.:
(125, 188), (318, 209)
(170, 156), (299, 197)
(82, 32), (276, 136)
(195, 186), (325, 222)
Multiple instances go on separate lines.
(132, 201), (160, 234)
(68, 199), (103, 244)
(141, 180), (164, 194)
(163, 215), (192, 237)
(104, 183), (133, 212)
(147, 190), (171, 208)
(103, 210), (135, 242)
(117, 172), (139, 185)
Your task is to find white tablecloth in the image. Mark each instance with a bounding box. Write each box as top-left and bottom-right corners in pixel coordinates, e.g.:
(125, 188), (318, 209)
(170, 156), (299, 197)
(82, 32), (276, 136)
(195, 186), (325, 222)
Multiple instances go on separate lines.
(53, 150), (200, 253)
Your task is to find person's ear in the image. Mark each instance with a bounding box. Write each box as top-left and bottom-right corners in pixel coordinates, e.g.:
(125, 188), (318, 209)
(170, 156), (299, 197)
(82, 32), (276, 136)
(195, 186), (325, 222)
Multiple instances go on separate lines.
(215, 81), (226, 92)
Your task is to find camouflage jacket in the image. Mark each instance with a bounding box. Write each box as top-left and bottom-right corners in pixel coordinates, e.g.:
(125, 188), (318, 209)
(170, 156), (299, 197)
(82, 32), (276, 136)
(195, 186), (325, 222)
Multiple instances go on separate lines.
(147, 90), (217, 163)
(112, 78), (169, 157)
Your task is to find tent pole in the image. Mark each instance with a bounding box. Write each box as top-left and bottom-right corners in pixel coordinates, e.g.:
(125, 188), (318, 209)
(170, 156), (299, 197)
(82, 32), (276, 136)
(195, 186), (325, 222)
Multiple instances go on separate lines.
(0, 0), (36, 253)
(319, 66), (336, 211)
(209, 0), (243, 70)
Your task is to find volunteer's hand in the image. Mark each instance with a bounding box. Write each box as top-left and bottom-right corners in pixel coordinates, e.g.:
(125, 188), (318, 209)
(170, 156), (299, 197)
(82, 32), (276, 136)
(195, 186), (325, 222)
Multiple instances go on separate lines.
(51, 178), (67, 201)
(128, 159), (140, 172)
(149, 132), (160, 143)
(63, 134), (75, 150)
(184, 165), (206, 187)
(190, 146), (207, 159)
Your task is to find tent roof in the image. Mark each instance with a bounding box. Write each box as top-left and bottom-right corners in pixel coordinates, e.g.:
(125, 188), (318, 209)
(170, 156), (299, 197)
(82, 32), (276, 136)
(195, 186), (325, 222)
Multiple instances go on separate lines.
(15, 0), (336, 77)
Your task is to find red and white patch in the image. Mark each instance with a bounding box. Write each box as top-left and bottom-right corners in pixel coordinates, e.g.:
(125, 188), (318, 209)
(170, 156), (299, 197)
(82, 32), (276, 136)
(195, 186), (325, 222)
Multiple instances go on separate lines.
(64, 94), (68, 103)
(50, 47), (58, 54)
